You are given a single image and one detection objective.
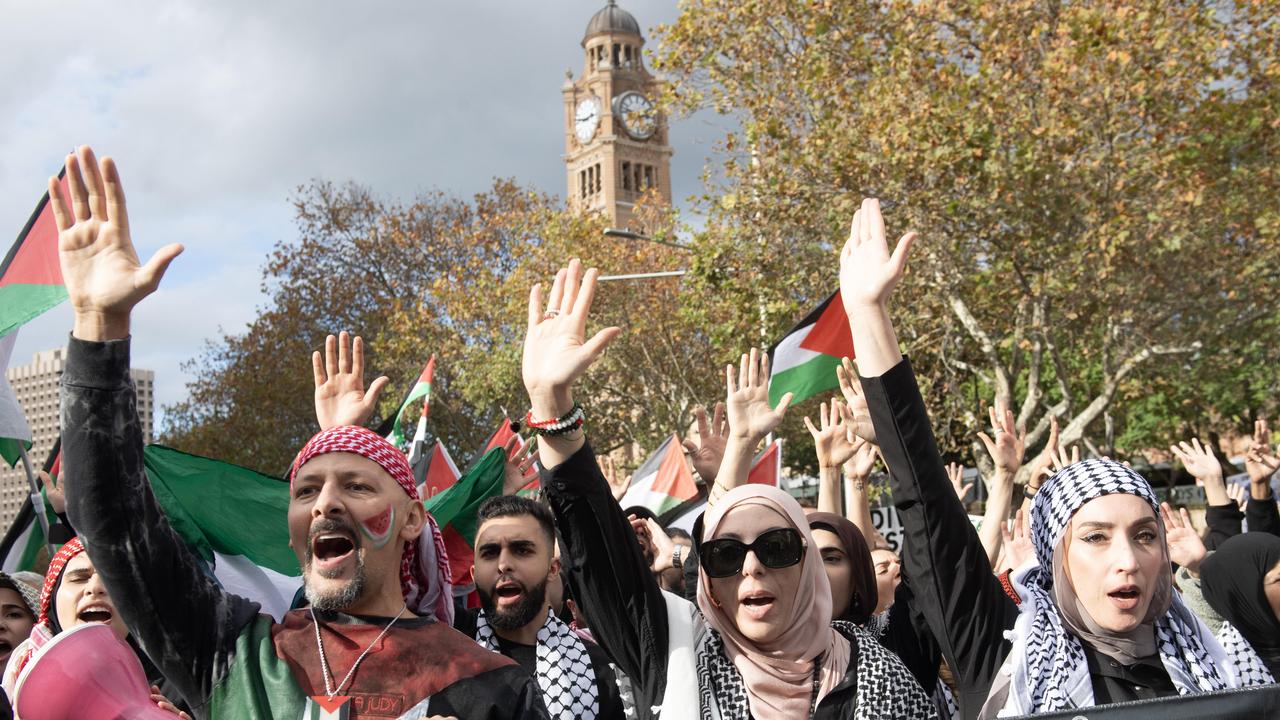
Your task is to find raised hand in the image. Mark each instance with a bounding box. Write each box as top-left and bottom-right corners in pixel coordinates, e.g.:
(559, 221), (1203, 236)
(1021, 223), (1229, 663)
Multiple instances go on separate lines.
(724, 348), (791, 443)
(645, 518), (676, 573)
(683, 402), (728, 483)
(1038, 442), (1080, 483)
(977, 404), (1027, 478)
(52, 146), (183, 341)
(1245, 418), (1279, 488)
(523, 259), (621, 418)
(838, 198), (917, 312)
(600, 455), (630, 502)
(947, 462), (974, 503)
(313, 332), (390, 430)
(836, 357), (876, 443)
(1227, 481), (1249, 511)
(503, 435), (540, 496)
(1169, 438), (1229, 507)
(843, 434), (878, 480)
(804, 398), (860, 468)
(40, 469), (66, 515)
(1160, 502), (1207, 575)
(1000, 509), (1034, 572)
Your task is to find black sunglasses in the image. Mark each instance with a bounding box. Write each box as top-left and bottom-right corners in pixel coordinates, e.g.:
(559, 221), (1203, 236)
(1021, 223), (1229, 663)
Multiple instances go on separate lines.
(701, 527), (806, 578)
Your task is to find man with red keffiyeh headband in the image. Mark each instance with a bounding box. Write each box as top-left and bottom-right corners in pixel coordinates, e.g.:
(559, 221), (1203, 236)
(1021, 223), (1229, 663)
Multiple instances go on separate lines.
(52, 146), (546, 719)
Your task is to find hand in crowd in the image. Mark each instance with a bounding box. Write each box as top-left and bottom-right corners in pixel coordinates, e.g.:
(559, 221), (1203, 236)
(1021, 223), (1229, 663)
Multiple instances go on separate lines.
(52, 146), (183, 342)
(805, 398), (860, 469)
(683, 402), (728, 483)
(601, 455), (630, 502)
(502, 435), (540, 496)
(313, 331), (390, 431)
(644, 518), (676, 573)
(39, 469), (66, 515)
(999, 509), (1034, 572)
(843, 425), (878, 480)
(1244, 418), (1279, 491)
(947, 463), (973, 503)
(1160, 502), (1207, 576)
(836, 357), (876, 443)
(725, 348), (791, 442)
(1039, 442), (1080, 483)
(977, 404), (1026, 479)
(1024, 414), (1061, 493)
(522, 259), (620, 466)
(1169, 438), (1229, 507)
(1227, 482), (1249, 511)
(149, 686), (191, 719)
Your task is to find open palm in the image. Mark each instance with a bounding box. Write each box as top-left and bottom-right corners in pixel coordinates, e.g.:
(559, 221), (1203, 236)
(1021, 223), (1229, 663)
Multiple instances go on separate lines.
(725, 348), (791, 442)
(838, 198), (916, 313)
(522, 260), (619, 409)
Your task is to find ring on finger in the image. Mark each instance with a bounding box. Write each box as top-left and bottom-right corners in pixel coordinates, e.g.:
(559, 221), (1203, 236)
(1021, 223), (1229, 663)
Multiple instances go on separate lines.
(543, 310), (560, 319)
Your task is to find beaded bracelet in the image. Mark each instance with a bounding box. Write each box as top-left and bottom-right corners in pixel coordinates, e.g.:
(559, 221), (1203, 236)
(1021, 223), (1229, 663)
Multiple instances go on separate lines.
(524, 403), (586, 437)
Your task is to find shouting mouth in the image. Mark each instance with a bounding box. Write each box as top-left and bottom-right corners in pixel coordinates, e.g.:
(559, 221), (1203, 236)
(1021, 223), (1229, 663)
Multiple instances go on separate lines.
(1108, 584), (1141, 611)
(493, 580), (525, 606)
(739, 591), (777, 620)
(77, 602), (115, 625)
(310, 529), (357, 573)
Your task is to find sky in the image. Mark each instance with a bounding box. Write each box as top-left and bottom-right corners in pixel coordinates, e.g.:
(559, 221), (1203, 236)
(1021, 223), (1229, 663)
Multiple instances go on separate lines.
(0, 0), (724, 428)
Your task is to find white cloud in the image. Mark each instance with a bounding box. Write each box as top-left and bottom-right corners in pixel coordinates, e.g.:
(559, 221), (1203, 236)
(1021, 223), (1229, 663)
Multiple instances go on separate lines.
(1, 0), (727, 423)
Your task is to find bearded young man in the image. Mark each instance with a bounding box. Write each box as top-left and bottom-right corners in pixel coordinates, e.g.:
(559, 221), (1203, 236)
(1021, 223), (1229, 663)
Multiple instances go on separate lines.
(451, 495), (624, 719)
(55, 146), (546, 720)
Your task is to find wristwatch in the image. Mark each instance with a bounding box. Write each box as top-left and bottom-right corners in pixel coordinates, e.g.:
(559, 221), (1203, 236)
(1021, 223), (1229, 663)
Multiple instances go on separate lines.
(672, 545), (683, 570)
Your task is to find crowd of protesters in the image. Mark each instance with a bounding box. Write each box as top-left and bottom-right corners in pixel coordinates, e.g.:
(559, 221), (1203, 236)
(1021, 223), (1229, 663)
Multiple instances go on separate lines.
(0, 146), (1277, 719)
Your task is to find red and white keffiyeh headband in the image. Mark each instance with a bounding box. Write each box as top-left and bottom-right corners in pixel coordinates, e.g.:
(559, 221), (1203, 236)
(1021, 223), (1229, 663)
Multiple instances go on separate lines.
(290, 425), (453, 624)
(38, 537), (85, 626)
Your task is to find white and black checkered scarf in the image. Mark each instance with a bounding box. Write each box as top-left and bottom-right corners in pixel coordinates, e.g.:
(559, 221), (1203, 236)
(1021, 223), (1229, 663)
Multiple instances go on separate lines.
(475, 609), (599, 719)
(993, 459), (1274, 716)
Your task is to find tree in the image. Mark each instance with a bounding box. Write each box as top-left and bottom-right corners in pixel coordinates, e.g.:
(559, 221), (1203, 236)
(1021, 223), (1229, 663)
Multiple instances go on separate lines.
(163, 182), (730, 474)
(653, 0), (1280, 476)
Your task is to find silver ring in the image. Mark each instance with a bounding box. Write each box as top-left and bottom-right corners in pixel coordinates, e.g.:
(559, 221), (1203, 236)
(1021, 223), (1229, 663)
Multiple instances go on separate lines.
(543, 310), (560, 319)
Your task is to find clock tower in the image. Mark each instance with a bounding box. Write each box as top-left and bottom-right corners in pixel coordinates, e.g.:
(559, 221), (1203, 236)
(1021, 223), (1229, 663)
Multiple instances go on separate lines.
(563, 0), (673, 230)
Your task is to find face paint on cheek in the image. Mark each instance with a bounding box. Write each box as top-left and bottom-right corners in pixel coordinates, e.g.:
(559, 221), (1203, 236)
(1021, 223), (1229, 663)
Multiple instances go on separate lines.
(359, 505), (396, 549)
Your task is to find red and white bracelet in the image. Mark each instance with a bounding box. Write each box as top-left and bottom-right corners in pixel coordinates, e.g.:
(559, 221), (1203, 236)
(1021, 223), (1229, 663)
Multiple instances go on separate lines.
(524, 403), (585, 437)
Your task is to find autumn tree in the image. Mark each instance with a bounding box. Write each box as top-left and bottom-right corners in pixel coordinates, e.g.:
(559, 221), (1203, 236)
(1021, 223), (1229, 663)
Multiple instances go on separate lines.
(163, 182), (730, 474)
(654, 0), (1280, 477)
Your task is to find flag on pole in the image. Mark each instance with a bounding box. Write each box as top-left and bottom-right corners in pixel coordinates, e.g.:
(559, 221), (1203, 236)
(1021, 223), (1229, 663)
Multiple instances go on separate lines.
(142, 445), (301, 620)
(0, 330), (32, 467)
(384, 355), (435, 450)
(747, 439), (783, 487)
(0, 171), (70, 339)
(0, 439), (60, 573)
(618, 434), (701, 524)
(768, 290), (854, 406)
(423, 446), (507, 590)
(419, 441), (462, 501)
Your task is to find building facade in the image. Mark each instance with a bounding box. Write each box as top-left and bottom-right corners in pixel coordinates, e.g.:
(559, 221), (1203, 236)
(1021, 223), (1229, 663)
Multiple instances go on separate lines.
(0, 347), (154, 530)
(563, 0), (673, 230)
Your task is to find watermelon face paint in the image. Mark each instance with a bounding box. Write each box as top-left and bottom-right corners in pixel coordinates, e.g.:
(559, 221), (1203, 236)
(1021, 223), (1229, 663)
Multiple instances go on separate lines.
(359, 505), (396, 549)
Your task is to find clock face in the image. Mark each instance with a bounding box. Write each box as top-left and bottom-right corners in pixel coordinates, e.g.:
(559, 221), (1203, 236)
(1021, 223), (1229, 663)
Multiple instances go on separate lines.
(575, 97), (601, 143)
(614, 91), (656, 140)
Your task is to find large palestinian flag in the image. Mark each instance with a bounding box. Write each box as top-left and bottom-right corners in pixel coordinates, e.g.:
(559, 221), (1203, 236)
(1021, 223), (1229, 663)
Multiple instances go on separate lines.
(0, 171), (70, 339)
(423, 446), (506, 592)
(768, 290), (854, 406)
(618, 433), (702, 524)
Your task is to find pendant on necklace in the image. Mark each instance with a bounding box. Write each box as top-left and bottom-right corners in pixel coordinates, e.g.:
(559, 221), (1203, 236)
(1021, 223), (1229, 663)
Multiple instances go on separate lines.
(308, 695), (352, 719)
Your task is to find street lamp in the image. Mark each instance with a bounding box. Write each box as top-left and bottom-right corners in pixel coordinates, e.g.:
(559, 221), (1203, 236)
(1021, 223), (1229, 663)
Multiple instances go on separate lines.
(598, 227), (690, 282)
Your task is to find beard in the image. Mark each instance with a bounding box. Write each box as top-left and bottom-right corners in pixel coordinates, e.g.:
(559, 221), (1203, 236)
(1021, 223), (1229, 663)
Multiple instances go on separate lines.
(478, 576), (549, 631)
(304, 517), (367, 612)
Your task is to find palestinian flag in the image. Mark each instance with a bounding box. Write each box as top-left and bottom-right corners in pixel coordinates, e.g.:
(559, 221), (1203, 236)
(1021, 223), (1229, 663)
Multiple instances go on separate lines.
(0, 171), (70, 339)
(142, 445), (301, 620)
(0, 330), (32, 467)
(0, 438), (65, 574)
(480, 417), (538, 496)
(423, 446), (506, 591)
(768, 290), (854, 406)
(418, 441), (462, 501)
(618, 434), (702, 524)
(384, 355), (435, 450)
(747, 439), (783, 487)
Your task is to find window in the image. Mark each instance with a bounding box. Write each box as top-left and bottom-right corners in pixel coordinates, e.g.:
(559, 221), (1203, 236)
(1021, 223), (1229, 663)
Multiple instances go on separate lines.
(644, 165), (654, 190)
(621, 162), (632, 191)
(612, 44), (620, 67)
(580, 170), (587, 199)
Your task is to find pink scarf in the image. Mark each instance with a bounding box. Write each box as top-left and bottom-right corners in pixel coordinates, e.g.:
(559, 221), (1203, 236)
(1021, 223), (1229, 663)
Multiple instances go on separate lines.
(697, 484), (851, 717)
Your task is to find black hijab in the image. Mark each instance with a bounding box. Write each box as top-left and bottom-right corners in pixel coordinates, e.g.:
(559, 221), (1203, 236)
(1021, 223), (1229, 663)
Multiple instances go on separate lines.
(808, 512), (877, 625)
(1200, 532), (1280, 677)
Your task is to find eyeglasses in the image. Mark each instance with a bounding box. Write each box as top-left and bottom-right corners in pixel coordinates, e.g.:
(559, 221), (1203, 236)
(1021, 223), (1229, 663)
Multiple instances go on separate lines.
(701, 527), (806, 578)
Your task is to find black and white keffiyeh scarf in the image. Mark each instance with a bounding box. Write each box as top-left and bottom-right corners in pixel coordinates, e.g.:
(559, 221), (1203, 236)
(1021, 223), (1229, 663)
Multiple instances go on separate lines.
(475, 609), (599, 719)
(993, 459), (1274, 716)
(695, 624), (937, 720)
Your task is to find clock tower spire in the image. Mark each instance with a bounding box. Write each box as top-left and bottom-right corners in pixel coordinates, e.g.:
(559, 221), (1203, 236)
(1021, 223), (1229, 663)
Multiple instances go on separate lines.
(563, 0), (673, 230)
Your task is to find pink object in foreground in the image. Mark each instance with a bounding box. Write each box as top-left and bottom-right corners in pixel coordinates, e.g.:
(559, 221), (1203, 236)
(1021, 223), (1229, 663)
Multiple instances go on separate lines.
(14, 623), (174, 720)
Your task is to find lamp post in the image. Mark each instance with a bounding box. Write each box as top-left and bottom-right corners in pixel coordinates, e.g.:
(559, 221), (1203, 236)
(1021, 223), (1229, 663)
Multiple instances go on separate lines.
(598, 228), (690, 282)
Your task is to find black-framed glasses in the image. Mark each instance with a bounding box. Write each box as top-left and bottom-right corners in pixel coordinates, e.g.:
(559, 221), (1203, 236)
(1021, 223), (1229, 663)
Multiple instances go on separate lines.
(701, 527), (806, 578)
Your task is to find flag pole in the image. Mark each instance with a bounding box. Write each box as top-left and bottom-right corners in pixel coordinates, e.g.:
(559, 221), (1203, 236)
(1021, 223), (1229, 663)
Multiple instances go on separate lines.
(17, 445), (52, 554)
